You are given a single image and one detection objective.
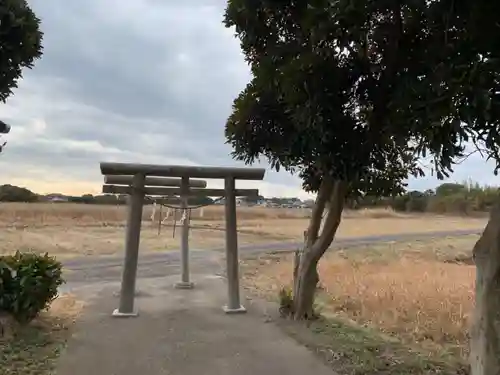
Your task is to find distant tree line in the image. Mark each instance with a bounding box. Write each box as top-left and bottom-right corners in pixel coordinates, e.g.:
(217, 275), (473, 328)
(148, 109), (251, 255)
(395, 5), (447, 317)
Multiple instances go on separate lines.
(347, 182), (500, 215)
(0, 185), (39, 202)
(1, 182), (498, 215)
(0, 185), (214, 206)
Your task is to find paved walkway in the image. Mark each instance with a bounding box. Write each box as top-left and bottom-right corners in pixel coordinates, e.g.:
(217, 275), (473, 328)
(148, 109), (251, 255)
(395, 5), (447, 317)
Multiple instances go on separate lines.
(56, 274), (335, 375)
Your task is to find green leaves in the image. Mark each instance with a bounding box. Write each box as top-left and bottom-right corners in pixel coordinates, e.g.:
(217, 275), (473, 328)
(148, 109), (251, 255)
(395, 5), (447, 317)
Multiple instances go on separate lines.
(0, 251), (65, 324)
(224, 0), (500, 193)
(0, 0), (43, 103)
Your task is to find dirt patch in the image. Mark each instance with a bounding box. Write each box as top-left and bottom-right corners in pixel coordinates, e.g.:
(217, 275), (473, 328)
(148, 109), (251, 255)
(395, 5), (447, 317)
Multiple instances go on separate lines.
(1, 294), (84, 375)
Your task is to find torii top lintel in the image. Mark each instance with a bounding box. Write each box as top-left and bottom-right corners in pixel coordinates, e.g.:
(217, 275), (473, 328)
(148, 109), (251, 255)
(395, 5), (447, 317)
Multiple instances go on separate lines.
(100, 162), (266, 181)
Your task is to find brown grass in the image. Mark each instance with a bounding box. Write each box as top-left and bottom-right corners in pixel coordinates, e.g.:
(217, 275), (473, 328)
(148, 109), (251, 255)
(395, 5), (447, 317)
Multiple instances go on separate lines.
(0, 202), (312, 226)
(242, 235), (478, 360)
(319, 258), (473, 352)
(0, 224), (288, 258)
(0, 202), (487, 258)
(1, 202), (486, 227)
(239, 215), (485, 242)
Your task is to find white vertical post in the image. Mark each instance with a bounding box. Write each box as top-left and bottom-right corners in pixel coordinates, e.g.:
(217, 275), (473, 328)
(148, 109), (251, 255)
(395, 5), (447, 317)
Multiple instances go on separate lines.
(162, 207), (171, 224)
(175, 176), (194, 289)
(223, 176), (246, 314)
(113, 173), (145, 317)
(151, 201), (157, 222)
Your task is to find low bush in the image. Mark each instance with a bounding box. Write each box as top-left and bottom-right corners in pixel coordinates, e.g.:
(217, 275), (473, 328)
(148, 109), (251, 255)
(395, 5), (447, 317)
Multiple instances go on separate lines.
(278, 287), (294, 318)
(0, 251), (65, 324)
(278, 285), (321, 320)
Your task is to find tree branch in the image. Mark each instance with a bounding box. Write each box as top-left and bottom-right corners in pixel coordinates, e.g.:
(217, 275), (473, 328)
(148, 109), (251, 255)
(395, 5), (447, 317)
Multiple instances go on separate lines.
(371, 2), (403, 131)
(310, 180), (348, 263)
(305, 176), (334, 247)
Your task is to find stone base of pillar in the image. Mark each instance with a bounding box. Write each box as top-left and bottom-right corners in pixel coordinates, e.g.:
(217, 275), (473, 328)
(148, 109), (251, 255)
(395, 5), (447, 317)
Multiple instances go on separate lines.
(112, 290), (148, 298)
(222, 305), (247, 314)
(111, 308), (139, 318)
(174, 281), (195, 289)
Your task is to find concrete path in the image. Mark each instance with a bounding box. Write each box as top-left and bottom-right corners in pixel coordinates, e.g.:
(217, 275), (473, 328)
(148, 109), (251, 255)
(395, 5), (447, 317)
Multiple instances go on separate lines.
(56, 275), (336, 375)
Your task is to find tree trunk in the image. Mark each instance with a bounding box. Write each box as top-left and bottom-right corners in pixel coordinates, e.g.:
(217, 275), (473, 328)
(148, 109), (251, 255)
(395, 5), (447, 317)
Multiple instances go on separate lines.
(293, 253), (320, 319)
(470, 200), (500, 375)
(292, 179), (347, 320)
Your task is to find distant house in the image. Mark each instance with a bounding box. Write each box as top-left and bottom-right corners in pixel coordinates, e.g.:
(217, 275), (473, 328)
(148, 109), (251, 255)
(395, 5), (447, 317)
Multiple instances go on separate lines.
(50, 196), (68, 203)
(45, 194), (69, 203)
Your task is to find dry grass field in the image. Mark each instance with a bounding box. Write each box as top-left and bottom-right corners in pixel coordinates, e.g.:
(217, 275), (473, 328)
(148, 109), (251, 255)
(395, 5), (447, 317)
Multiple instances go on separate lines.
(0, 203), (487, 373)
(0, 202), (487, 258)
(242, 235), (479, 374)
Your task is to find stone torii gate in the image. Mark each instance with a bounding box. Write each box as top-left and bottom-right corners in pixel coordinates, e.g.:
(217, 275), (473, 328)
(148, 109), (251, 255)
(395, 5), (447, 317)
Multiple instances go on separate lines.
(105, 174), (208, 290)
(99, 162), (265, 317)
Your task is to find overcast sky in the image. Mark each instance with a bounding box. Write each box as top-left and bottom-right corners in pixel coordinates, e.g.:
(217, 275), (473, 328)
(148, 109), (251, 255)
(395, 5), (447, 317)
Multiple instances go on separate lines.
(0, 0), (497, 197)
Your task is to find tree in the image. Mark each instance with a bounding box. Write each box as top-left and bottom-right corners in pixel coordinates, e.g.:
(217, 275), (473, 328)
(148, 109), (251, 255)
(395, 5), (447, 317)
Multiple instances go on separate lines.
(225, 1), (500, 373)
(0, 184), (38, 202)
(223, 1), (428, 320)
(226, 78), (421, 320)
(81, 194), (95, 204)
(224, 0), (500, 350)
(188, 196), (214, 206)
(242, 194), (264, 205)
(435, 183), (467, 197)
(0, 0), (43, 152)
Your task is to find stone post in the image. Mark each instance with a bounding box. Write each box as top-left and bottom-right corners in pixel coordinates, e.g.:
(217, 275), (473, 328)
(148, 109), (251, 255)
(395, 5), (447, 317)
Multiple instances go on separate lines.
(223, 176), (246, 313)
(175, 176), (194, 289)
(113, 173), (145, 317)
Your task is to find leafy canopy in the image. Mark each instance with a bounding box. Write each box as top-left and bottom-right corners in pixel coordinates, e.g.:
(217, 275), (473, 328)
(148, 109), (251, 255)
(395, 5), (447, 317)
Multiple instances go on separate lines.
(0, 0), (43, 102)
(223, 0), (500, 193)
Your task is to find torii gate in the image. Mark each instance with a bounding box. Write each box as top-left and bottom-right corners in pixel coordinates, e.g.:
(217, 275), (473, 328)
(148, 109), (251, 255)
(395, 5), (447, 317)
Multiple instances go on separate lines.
(99, 162), (265, 317)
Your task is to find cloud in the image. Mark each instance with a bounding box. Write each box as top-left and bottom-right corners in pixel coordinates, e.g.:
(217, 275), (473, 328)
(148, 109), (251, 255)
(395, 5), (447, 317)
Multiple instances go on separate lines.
(0, 0), (311, 199)
(408, 150), (499, 191)
(0, 0), (496, 199)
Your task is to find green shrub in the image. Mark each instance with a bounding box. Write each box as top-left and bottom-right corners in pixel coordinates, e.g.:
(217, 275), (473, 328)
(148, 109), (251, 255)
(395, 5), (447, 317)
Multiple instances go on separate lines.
(390, 195), (409, 212)
(0, 251), (65, 324)
(0, 184), (39, 202)
(356, 182), (499, 214)
(405, 196), (427, 212)
(278, 287), (294, 318)
(278, 286), (322, 320)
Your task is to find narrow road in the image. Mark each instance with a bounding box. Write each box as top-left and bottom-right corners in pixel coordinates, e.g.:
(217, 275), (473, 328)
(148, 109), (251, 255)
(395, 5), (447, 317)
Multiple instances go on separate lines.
(63, 228), (481, 284)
